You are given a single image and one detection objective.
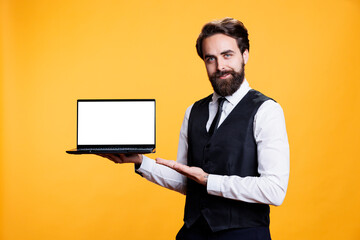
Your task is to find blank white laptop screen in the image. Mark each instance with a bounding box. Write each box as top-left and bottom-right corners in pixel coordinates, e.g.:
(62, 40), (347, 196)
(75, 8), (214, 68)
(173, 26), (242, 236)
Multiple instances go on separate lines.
(77, 101), (155, 145)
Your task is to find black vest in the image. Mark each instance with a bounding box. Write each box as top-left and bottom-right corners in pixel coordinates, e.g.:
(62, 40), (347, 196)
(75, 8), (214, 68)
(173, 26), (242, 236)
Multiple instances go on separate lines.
(184, 90), (272, 232)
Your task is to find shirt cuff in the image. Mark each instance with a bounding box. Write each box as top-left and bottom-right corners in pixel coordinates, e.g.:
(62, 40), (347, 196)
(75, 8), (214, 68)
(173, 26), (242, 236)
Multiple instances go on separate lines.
(206, 174), (223, 196)
(135, 155), (155, 177)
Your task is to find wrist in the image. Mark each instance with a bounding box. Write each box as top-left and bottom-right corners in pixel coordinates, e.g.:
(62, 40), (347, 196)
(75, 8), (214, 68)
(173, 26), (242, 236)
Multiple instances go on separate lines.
(204, 173), (209, 186)
(137, 154), (143, 165)
(134, 155), (144, 177)
(135, 155), (143, 167)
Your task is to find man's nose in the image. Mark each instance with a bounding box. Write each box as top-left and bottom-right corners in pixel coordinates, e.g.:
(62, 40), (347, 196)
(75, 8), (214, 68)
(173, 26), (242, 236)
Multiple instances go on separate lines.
(216, 59), (226, 71)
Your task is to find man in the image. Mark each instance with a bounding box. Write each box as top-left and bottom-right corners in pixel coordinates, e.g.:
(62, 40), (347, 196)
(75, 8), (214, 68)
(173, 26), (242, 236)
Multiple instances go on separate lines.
(99, 17), (289, 240)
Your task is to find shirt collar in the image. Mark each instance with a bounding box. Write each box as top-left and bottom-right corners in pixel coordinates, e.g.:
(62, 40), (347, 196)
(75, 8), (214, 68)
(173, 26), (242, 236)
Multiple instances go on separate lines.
(211, 78), (252, 106)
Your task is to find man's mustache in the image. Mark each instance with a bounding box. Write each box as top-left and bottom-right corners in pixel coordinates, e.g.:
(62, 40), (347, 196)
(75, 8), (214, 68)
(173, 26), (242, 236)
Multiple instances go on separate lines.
(213, 70), (235, 78)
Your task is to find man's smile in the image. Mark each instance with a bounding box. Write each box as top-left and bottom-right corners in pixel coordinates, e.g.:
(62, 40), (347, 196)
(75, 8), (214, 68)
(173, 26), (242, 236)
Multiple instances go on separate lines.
(219, 73), (232, 79)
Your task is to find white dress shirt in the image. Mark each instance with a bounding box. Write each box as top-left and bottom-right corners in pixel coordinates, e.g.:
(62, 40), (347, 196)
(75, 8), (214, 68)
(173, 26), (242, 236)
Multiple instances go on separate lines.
(137, 79), (290, 206)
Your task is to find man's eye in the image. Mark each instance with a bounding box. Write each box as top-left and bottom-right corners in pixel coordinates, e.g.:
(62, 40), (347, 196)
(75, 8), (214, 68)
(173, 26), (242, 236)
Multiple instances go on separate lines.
(224, 54), (231, 58)
(206, 57), (215, 62)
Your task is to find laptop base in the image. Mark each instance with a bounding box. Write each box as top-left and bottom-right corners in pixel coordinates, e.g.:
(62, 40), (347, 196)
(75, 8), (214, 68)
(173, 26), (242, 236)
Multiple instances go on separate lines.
(66, 148), (156, 154)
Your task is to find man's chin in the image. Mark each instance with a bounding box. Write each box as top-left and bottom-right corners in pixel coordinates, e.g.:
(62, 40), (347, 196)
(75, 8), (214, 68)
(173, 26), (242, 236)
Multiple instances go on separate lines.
(209, 70), (244, 96)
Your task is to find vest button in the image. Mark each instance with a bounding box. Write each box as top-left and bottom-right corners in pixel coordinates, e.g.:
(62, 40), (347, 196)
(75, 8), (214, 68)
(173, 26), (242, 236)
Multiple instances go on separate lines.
(205, 144), (211, 149)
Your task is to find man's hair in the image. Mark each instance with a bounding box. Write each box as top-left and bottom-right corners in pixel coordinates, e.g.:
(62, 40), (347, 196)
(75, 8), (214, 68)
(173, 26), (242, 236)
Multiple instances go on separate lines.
(196, 17), (249, 59)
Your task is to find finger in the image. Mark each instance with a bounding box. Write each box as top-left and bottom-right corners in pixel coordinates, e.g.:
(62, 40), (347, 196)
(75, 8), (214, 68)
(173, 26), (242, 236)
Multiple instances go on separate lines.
(124, 153), (138, 158)
(97, 154), (111, 160)
(172, 163), (192, 175)
(155, 158), (173, 167)
(156, 158), (184, 171)
(100, 154), (120, 163)
(156, 158), (181, 171)
(156, 158), (191, 175)
(96, 153), (107, 158)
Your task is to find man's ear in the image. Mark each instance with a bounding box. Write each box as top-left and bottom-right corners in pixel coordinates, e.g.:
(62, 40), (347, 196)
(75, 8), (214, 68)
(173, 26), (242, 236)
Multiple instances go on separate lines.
(243, 49), (249, 64)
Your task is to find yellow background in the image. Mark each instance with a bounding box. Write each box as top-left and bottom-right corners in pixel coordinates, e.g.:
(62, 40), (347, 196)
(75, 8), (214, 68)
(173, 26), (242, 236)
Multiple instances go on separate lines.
(1, 0), (359, 239)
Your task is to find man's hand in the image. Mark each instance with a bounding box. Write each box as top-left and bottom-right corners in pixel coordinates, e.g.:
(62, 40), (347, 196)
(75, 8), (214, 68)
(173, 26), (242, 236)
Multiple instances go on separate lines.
(97, 154), (143, 165)
(156, 158), (209, 186)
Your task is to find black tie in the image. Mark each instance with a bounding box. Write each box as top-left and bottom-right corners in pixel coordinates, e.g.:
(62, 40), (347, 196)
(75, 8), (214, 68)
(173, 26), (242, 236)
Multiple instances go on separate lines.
(209, 97), (225, 136)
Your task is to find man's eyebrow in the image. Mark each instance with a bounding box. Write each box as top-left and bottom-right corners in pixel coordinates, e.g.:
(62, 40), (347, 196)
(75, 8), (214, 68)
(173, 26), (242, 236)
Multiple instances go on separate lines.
(204, 50), (235, 59)
(221, 50), (235, 55)
(204, 54), (215, 59)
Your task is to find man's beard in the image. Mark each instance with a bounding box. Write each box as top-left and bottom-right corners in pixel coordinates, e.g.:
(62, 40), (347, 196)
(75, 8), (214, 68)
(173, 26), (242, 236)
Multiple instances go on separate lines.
(209, 64), (245, 97)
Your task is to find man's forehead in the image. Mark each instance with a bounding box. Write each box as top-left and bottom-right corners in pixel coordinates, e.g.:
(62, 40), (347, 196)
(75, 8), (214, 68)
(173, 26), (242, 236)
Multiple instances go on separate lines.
(202, 34), (240, 55)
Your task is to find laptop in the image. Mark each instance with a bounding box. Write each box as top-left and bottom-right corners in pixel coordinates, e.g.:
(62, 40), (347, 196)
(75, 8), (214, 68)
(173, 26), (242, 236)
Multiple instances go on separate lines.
(66, 99), (156, 154)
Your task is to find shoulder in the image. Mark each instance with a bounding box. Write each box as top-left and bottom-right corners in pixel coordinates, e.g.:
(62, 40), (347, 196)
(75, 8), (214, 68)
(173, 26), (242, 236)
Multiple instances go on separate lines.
(257, 99), (284, 118)
(184, 104), (193, 122)
(186, 94), (212, 116)
(250, 89), (285, 127)
(182, 94), (213, 124)
(247, 89), (274, 104)
(254, 99), (286, 133)
(193, 94), (213, 107)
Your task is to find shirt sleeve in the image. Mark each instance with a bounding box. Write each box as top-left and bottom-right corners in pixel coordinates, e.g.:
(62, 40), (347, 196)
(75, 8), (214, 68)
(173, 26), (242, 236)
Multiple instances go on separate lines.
(135, 105), (193, 195)
(206, 100), (290, 206)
